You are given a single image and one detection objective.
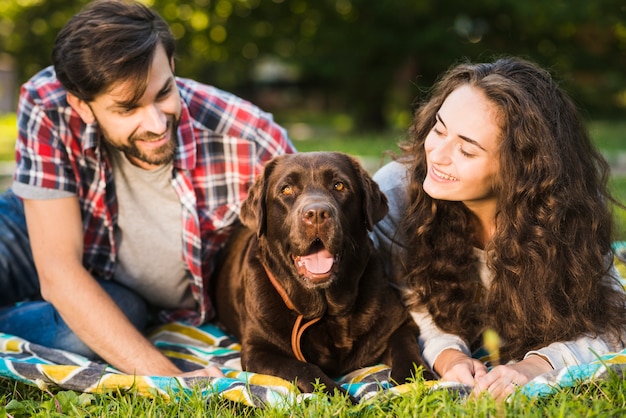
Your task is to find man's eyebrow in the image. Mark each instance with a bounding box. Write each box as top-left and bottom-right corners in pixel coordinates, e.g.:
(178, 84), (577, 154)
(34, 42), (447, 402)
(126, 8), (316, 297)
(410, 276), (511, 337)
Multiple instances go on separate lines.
(109, 77), (174, 109)
(436, 112), (487, 152)
(108, 94), (139, 111)
(156, 76), (175, 96)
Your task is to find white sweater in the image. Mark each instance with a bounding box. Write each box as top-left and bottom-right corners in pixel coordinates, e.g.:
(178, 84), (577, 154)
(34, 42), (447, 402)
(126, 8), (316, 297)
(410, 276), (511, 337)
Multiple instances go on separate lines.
(371, 160), (626, 372)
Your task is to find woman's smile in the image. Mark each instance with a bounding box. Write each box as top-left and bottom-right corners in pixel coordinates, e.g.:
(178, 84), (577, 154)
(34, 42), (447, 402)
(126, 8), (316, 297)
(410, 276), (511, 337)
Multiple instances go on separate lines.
(430, 165), (459, 182)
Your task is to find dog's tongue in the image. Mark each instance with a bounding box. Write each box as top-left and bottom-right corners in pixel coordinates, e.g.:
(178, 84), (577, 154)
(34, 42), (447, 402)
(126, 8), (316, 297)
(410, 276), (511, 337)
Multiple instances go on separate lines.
(297, 249), (334, 274)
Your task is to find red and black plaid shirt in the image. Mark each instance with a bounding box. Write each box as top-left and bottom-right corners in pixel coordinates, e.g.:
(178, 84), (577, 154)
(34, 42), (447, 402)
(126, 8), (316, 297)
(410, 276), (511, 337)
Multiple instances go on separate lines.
(14, 66), (295, 324)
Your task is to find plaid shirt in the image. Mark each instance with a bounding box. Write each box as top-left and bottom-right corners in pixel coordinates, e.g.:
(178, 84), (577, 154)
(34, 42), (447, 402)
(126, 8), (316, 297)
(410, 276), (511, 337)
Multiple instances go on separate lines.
(14, 66), (295, 325)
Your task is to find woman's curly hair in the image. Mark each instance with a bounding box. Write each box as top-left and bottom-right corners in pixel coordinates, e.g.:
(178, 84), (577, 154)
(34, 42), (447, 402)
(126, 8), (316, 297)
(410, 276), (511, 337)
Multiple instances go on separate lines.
(399, 56), (626, 362)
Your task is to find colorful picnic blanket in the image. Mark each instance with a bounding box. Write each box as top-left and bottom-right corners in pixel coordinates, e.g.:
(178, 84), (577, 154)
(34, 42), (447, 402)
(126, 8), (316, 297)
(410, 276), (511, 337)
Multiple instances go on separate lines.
(0, 321), (625, 407)
(0, 249), (624, 407)
(0, 322), (438, 407)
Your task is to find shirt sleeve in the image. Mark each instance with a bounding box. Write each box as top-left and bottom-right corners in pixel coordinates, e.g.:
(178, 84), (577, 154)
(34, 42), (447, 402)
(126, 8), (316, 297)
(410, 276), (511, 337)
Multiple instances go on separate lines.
(253, 109), (296, 163)
(371, 161), (411, 279)
(524, 338), (612, 370)
(13, 78), (78, 196)
(411, 309), (471, 372)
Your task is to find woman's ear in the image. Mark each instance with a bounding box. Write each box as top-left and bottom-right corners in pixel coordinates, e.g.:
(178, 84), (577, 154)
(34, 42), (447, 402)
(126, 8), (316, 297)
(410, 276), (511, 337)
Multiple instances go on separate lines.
(66, 92), (95, 124)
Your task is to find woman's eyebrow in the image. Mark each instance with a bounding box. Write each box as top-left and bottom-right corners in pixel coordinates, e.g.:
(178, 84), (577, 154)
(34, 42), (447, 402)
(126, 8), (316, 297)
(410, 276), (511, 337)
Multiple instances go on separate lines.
(436, 112), (487, 152)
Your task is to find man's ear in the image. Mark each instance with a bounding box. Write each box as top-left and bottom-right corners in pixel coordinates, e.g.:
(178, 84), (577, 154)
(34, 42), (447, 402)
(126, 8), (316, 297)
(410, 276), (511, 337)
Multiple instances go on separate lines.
(66, 92), (95, 124)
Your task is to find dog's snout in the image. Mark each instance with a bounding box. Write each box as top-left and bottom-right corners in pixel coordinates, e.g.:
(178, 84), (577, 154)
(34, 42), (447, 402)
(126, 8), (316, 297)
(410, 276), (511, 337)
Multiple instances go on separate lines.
(302, 203), (332, 225)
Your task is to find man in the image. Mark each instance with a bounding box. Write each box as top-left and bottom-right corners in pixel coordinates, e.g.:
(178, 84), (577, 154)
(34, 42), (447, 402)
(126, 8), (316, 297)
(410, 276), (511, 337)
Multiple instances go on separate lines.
(0, 0), (295, 377)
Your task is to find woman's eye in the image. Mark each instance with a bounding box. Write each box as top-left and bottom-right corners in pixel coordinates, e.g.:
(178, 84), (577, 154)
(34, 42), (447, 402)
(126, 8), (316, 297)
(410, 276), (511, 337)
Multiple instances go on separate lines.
(334, 182), (345, 191)
(281, 185), (293, 195)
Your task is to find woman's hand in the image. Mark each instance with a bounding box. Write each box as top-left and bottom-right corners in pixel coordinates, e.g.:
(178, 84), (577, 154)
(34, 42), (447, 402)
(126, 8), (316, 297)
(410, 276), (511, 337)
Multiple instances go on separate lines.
(435, 348), (488, 386)
(472, 355), (553, 400)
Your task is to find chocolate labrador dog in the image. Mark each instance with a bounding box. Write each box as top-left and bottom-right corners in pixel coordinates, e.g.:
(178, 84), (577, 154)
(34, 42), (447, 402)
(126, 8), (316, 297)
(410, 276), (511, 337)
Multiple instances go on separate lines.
(213, 152), (432, 398)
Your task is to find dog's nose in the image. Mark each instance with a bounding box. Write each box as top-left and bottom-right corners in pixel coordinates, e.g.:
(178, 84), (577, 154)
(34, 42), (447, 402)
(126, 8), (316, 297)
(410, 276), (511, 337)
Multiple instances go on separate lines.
(302, 204), (332, 225)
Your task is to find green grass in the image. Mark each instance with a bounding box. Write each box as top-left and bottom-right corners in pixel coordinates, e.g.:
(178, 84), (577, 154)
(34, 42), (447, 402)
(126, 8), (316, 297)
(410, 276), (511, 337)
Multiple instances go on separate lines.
(590, 120), (626, 153)
(0, 114), (17, 161)
(292, 133), (402, 160)
(611, 177), (626, 241)
(2, 372), (626, 417)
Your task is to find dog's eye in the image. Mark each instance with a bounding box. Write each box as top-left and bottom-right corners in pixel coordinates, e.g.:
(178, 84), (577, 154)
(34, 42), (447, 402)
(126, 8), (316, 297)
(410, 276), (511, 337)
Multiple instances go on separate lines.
(281, 185), (294, 195)
(333, 182), (345, 191)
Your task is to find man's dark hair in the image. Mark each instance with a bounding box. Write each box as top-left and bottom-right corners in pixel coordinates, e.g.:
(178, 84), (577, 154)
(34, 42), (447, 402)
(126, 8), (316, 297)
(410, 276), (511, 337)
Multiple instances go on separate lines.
(52, 0), (175, 102)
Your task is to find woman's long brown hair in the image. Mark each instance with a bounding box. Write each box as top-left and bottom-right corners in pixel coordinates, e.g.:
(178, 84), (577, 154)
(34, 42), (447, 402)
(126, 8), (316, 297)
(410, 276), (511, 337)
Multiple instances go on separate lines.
(399, 57), (626, 361)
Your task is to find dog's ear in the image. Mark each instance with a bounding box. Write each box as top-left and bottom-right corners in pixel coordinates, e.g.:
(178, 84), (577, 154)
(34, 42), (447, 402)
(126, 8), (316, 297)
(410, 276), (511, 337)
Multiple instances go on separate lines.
(348, 155), (389, 231)
(240, 157), (279, 236)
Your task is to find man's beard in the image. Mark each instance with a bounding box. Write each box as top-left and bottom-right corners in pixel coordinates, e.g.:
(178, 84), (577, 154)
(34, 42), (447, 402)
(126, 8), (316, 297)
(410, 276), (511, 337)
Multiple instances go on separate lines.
(104, 118), (178, 167)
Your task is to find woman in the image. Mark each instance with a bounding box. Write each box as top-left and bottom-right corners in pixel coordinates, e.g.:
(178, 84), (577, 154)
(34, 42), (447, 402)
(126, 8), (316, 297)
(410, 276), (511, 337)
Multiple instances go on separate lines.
(372, 56), (626, 400)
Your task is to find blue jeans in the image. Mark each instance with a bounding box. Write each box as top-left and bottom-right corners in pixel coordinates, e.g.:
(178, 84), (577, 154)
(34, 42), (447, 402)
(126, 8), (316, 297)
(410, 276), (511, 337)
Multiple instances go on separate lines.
(0, 190), (149, 359)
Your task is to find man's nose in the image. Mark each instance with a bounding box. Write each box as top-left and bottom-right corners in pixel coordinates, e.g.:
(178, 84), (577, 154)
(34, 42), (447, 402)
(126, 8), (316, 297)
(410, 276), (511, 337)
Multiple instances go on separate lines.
(141, 104), (167, 133)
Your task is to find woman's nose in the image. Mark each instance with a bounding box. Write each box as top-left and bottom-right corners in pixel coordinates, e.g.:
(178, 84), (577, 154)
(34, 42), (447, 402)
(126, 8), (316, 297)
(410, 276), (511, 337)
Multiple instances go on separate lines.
(429, 137), (453, 164)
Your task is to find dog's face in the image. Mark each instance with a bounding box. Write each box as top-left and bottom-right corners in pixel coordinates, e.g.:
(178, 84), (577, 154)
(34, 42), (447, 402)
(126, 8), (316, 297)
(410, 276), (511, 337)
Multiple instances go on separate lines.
(240, 152), (388, 289)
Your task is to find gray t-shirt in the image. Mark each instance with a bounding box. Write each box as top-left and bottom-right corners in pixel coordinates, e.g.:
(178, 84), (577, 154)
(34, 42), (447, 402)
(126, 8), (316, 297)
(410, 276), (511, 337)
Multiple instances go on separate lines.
(108, 147), (194, 310)
(13, 146), (196, 310)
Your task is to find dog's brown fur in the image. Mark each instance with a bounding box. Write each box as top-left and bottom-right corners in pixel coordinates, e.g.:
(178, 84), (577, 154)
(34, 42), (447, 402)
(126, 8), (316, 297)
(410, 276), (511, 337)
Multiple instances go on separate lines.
(213, 152), (432, 397)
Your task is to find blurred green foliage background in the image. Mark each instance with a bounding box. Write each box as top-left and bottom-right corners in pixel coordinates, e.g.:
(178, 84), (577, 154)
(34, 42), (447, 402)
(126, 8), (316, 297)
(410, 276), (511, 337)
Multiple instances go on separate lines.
(1, 0), (625, 132)
(0, 0), (625, 238)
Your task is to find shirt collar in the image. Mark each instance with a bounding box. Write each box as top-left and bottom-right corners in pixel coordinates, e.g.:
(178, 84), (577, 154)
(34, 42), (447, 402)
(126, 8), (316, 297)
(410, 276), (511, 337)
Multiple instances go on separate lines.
(173, 99), (197, 171)
(80, 119), (100, 153)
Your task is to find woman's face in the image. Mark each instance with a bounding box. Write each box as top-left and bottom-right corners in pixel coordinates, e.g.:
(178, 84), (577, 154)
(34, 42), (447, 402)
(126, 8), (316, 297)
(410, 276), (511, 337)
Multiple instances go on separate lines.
(423, 84), (502, 214)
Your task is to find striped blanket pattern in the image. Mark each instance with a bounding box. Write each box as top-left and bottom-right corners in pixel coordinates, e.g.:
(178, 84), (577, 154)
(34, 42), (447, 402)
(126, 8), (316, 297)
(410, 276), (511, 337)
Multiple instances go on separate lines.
(0, 249), (624, 407)
(0, 322), (436, 407)
(1, 321), (625, 407)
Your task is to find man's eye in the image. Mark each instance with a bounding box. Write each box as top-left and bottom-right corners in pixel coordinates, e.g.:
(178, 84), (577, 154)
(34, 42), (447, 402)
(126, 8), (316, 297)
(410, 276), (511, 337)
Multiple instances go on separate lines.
(116, 107), (136, 115)
(157, 87), (172, 100)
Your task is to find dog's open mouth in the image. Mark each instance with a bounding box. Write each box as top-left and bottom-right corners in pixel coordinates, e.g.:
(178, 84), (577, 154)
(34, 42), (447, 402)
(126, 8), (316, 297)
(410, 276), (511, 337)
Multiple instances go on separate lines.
(292, 239), (337, 284)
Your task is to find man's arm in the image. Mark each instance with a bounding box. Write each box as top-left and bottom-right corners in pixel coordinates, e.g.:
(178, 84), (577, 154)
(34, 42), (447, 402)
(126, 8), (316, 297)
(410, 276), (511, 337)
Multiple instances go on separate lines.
(24, 196), (208, 376)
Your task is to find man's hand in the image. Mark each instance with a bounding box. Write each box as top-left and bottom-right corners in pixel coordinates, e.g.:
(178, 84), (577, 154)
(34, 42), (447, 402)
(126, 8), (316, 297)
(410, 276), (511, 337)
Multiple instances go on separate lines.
(23, 196), (221, 377)
(179, 366), (224, 378)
